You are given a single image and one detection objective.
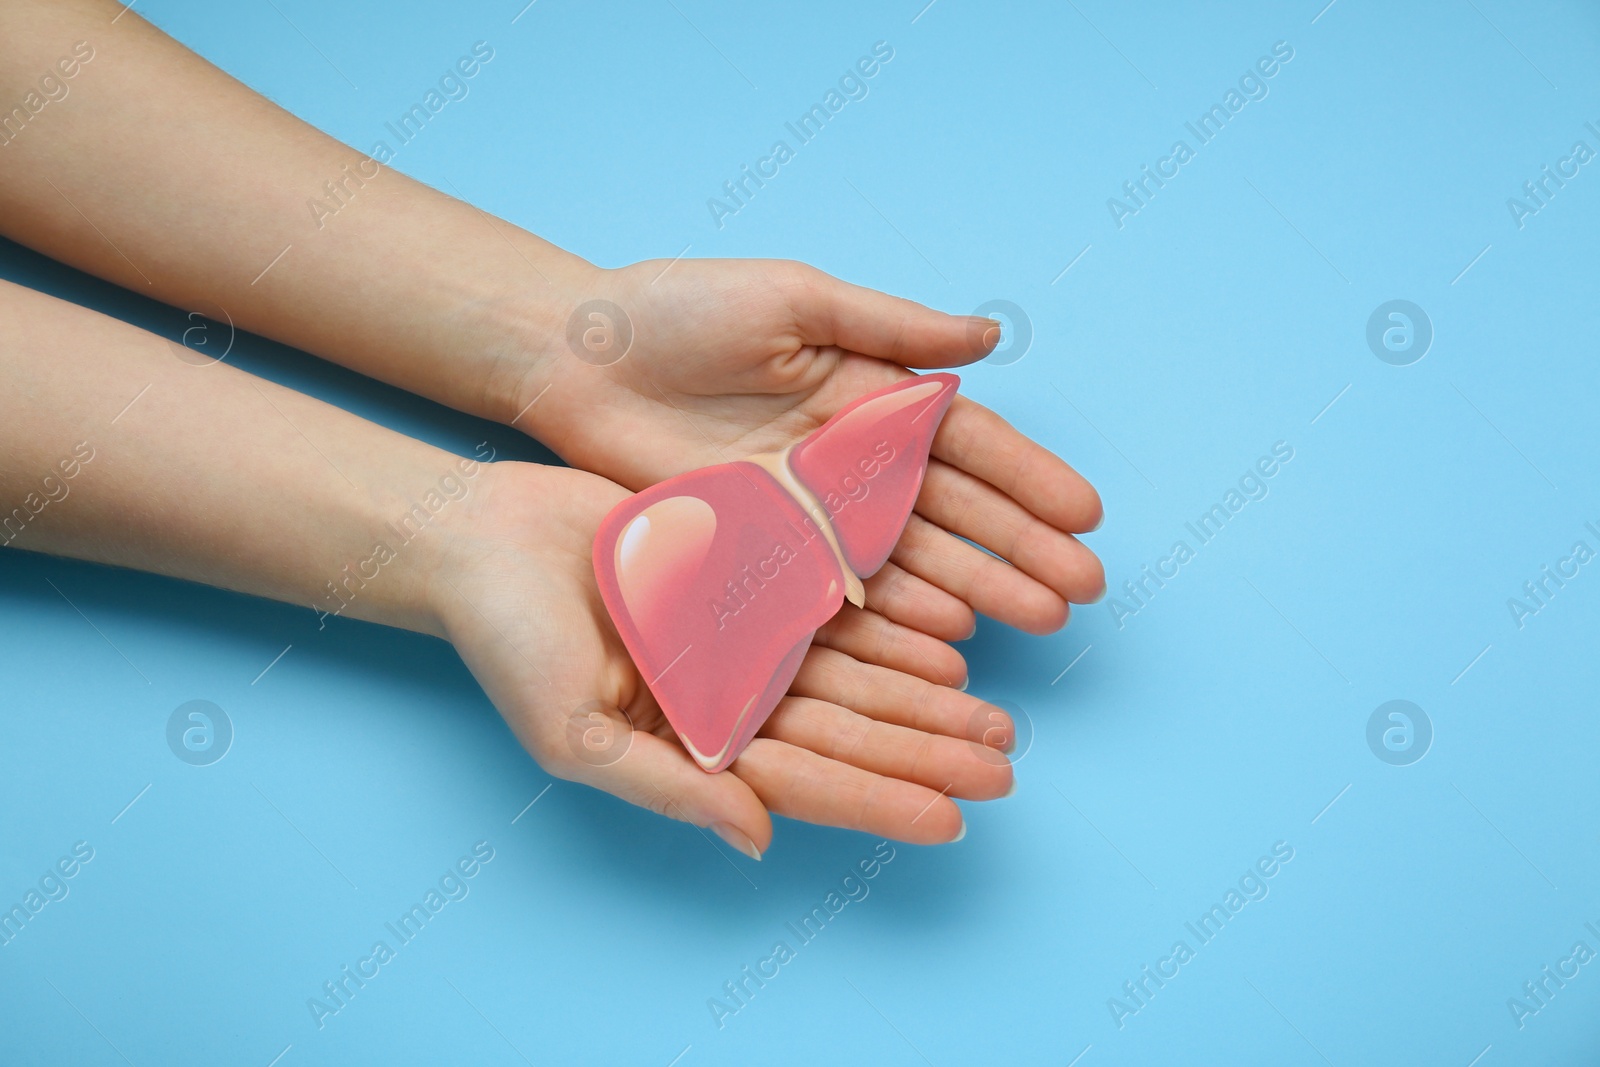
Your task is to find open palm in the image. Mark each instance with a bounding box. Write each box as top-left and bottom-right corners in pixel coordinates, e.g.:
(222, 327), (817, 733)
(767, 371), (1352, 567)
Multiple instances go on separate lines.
(523, 258), (1106, 652)
(434, 461), (1015, 855)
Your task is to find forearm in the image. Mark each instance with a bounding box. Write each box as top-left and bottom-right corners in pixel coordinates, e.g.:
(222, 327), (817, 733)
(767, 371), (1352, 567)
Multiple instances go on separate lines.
(0, 277), (478, 638)
(0, 0), (585, 426)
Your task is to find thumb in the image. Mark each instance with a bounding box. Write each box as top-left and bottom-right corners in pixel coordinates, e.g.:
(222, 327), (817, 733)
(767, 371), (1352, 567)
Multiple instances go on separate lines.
(787, 264), (1000, 369)
(555, 706), (774, 860)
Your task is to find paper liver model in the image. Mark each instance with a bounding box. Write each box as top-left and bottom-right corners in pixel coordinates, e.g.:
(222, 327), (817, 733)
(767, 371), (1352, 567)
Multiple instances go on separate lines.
(592, 373), (960, 771)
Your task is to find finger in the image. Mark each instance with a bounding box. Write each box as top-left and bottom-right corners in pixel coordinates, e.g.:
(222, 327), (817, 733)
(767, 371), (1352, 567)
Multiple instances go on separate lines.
(932, 396), (1104, 534)
(758, 695), (1012, 801)
(546, 707), (773, 860)
(731, 736), (965, 845)
(792, 645), (1014, 760)
(917, 459), (1107, 604)
(890, 513), (1069, 635)
(785, 263), (997, 369)
(811, 603), (968, 688)
(860, 560), (976, 642)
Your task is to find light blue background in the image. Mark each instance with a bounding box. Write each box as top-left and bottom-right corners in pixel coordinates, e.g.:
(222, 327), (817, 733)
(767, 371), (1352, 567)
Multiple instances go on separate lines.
(3, 1), (1598, 1063)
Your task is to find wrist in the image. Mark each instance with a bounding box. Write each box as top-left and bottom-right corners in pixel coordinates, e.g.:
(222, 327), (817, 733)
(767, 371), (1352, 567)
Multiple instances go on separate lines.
(418, 460), (614, 649)
(459, 246), (608, 431)
(485, 258), (651, 442)
(307, 444), (499, 641)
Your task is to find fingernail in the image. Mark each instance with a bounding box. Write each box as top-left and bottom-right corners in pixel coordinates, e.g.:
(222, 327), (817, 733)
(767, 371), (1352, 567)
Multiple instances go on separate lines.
(964, 620), (978, 640)
(1003, 778), (1017, 798)
(956, 675), (969, 692)
(982, 324), (1002, 350)
(950, 820), (967, 843)
(1090, 512), (1104, 533)
(712, 822), (762, 861)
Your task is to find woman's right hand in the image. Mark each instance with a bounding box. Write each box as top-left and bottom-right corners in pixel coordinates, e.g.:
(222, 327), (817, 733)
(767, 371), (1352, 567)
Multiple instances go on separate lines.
(432, 461), (1018, 857)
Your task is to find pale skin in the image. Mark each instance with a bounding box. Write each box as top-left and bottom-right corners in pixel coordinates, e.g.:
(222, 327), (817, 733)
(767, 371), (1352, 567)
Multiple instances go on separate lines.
(0, 0), (1106, 852)
(1, 279), (1016, 855)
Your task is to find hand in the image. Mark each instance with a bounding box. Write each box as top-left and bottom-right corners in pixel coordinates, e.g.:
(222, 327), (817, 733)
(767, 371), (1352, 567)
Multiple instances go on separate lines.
(0, 7), (1100, 650)
(432, 461), (1017, 854)
(517, 259), (1106, 651)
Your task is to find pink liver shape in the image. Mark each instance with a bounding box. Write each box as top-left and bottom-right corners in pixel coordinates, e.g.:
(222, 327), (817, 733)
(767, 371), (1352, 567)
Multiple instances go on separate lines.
(593, 373), (959, 772)
(789, 373), (958, 577)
